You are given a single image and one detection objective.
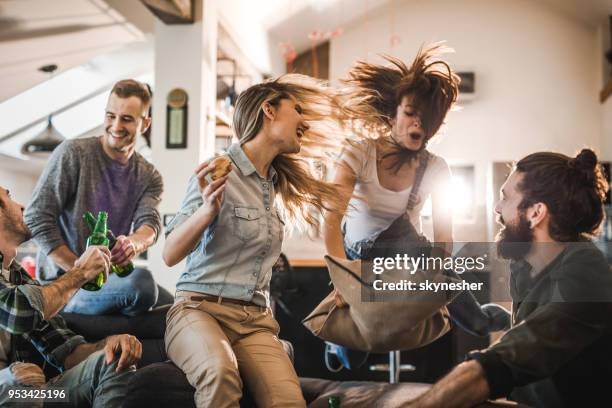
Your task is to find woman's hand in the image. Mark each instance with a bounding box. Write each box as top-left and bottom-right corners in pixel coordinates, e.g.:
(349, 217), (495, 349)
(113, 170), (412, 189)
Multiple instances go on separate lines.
(194, 161), (229, 218)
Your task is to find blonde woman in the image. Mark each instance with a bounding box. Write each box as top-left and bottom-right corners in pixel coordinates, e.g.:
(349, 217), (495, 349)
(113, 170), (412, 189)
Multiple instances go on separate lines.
(162, 76), (346, 408)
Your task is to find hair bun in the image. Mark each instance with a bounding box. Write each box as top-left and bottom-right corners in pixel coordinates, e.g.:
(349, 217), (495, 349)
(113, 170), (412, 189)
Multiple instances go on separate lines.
(572, 148), (598, 171)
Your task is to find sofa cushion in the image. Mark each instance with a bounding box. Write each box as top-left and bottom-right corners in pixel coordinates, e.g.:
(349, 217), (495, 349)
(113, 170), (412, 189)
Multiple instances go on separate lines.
(61, 305), (169, 340)
(62, 306), (170, 367)
(123, 361), (258, 408)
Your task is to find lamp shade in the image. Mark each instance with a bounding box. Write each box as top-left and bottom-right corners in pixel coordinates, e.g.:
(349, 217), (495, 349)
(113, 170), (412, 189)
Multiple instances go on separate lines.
(22, 115), (64, 154)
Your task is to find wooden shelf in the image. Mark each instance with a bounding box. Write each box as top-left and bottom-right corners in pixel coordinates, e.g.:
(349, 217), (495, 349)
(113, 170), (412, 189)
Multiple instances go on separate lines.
(215, 125), (232, 138)
(290, 259), (327, 268)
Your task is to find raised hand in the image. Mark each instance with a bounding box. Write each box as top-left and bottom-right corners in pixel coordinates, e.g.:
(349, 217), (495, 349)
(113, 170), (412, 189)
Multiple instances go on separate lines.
(74, 245), (111, 283)
(194, 161), (229, 218)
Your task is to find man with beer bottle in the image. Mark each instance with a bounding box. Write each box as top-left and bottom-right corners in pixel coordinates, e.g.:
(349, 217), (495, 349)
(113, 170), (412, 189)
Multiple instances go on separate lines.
(0, 186), (141, 407)
(24, 79), (167, 316)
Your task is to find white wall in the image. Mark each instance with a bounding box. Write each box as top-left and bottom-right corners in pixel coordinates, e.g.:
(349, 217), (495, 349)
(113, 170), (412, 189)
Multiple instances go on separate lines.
(0, 164), (37, 206)
(599, 19), (612, 162)
(328, 0), (601, 242)
(283, 0), (603, 257)
(217, 0), (285, 75)
(0, 160), (38, 257)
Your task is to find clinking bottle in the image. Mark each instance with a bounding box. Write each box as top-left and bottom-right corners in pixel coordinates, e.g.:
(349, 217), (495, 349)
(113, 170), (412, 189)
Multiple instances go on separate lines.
(83, 212), (134, 278)
(81, 211), (110, 291)
(328, 396), (341, 408)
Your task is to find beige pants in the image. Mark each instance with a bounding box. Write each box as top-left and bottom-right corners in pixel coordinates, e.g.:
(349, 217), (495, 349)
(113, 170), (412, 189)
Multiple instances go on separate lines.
(165, 291), (306, 408)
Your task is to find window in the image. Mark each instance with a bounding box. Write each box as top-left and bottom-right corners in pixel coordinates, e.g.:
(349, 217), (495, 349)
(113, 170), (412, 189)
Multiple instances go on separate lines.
(421, 165), (475, 222)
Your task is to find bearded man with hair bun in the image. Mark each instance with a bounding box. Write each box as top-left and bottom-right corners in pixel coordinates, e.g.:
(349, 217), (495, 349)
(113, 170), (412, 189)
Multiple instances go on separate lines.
(406, 148), (612, 408)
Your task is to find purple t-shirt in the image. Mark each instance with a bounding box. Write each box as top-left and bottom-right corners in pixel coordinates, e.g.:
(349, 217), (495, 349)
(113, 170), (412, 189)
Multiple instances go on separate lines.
(92, 154), (138, 237)
(24, 136), (163, 281)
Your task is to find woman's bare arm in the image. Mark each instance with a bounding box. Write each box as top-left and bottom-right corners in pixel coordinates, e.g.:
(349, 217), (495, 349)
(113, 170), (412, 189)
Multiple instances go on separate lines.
(323, 161), (357, 259)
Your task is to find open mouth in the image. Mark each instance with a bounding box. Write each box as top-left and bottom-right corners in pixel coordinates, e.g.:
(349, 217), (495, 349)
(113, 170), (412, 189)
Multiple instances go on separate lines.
(106, 127), (125, 138)
(409, 132), (422, 141)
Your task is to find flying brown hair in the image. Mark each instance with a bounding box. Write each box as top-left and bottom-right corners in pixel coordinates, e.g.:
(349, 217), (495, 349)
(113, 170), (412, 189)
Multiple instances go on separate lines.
(340, 43), (460, 171)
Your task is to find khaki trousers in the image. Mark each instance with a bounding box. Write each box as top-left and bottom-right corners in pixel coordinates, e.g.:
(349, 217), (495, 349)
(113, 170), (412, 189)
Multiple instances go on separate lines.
(165, 291), (306, 408)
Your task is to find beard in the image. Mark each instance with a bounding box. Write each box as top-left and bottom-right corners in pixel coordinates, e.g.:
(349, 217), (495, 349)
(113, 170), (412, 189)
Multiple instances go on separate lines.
(20, 222), (32, 242)
(1, 215), (32, 245)
(496, 212), (534, 260)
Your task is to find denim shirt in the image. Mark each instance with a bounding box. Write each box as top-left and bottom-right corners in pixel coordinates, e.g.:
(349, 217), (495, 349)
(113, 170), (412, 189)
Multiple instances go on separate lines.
(166, 143), (284, 307)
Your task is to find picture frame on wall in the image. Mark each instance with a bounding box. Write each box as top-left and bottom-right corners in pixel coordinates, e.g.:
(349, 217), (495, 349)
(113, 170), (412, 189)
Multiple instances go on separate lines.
(166, 88), (188, 149)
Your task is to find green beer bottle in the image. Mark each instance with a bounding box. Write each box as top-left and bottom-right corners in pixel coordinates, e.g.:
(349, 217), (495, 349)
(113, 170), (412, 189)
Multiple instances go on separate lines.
(82, 211), (109, 291)
(328, 396), (341, 408)
(84, 211), (96, 231)
(83, 212), (134, 277)
(107, 229), (134, 277)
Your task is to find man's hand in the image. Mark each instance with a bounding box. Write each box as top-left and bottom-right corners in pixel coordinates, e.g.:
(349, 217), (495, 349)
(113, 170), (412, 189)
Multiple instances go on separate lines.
(103, 334), (142, 372)
(10, 362), (45, 387)
(73, 246), (111, 283)
(405, 361), (490, 408)
(111, 236), (136, 267)
(195, 161), (228, 219)
(38, 246), (111, 320)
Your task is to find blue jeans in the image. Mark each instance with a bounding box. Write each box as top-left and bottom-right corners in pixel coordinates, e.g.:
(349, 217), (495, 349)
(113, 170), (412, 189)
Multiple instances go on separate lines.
(0, 351), (133, 408)
(342, 223), (373, 261)
(63, 268), (158, 316)
(48, 350), (133, 408)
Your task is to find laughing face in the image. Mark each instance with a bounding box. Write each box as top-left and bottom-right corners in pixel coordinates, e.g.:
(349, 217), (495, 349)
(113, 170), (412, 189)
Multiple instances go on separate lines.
(495, 170), (534, 260)
(390, 95), (426, 151)
(102, 93), (150, 159)
(265, 97), (310, 154)
(0, 188), (32, 245)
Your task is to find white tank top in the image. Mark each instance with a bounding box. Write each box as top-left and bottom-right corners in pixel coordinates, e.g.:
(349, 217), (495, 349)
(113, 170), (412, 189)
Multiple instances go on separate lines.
(339, 138), (450, 246)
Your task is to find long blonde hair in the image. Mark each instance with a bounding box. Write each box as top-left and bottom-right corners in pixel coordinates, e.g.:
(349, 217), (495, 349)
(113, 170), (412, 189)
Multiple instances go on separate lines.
(232, 74), (348, 230)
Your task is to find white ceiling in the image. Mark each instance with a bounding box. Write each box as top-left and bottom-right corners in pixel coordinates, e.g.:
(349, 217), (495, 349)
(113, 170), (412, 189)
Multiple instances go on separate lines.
(0, 0), (611, 104)
(0, 0), (148, 102)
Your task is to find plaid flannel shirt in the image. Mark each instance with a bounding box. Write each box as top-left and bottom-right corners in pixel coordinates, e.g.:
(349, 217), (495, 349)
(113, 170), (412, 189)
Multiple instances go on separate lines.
(0, 251), (85, 372)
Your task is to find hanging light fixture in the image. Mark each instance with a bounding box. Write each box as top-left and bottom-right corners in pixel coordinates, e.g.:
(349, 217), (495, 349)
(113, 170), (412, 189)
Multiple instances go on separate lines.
(22, 64), (65, 155)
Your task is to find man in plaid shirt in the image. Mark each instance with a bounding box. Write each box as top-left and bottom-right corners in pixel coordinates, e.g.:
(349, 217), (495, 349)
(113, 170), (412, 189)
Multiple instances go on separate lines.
(0, 186), (141, 407)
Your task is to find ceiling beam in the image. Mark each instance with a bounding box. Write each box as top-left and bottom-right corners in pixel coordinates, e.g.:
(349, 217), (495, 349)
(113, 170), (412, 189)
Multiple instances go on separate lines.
(140, 0), (194, 24)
